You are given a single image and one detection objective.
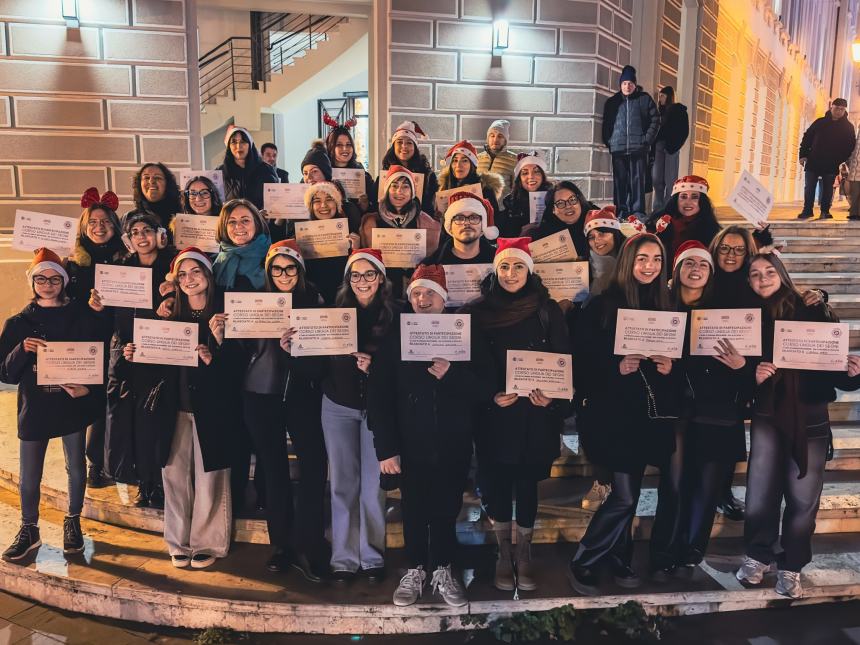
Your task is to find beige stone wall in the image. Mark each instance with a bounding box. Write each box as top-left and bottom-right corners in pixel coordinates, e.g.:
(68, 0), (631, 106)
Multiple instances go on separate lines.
(0, 0), (195, 225)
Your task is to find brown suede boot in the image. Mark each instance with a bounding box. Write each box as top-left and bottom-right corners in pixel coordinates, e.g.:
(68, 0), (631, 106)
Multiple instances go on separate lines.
(493, 521), (514, 591)
(515, 525), (537, 591)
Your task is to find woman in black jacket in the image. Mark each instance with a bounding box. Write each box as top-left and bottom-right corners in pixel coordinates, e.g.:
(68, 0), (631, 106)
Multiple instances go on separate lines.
(568, 233), (680, 594)
(524, 180), (597, 258)
(460, 237), (570, 593)
(368, 264), (495, 607)
(211, 240), (329, 581)
(496, 152), (554, 238)
(374, 121), (439, 217)
(736, 252), (860, 599)
(325, 115), (376, 214)
(1, 249), (104, 562)
(120, 248), (233, 569)
(217, 125), (279, 211)
(651, 86), (689, 211)
(437, 140), (504, 219)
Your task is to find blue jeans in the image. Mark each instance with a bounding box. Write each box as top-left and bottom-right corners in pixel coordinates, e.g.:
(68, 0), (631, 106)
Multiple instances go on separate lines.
(802, 170), (836, 215)
(20, 431), (86, 525)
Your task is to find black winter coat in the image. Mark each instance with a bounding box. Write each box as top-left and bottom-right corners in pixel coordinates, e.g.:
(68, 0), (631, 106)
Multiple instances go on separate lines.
(655, 103), (689, 154)
(367, 312), (496, 466)
(497, 188), (552, 239)
(218, 158), (279, 210)
(0, 300), (106, 441)
(602, 87), (660, 155)
(420, 237), (497, 265)
(799, 111), (857, 175)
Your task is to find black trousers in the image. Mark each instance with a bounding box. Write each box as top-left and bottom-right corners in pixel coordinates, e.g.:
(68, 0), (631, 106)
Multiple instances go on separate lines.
(401, 459), (469, 569)
(649, 426), (684, 570)
(85, 417), (106, 471)
(682, 458), (735, 556)
(744, 418), (828, 572)
(611, 152), (648, 219)
(480, 462), (544, 528)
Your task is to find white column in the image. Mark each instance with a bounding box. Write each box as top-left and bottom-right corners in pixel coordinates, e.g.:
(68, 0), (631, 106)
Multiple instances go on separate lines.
(676, 0), (702, 176)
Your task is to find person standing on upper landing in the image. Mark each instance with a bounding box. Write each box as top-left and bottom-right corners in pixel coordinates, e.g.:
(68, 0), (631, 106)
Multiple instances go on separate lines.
(477, 120), (519, 197)
(797, 98), (856, 220)
(651, 87), (689, 211)
(602, 65), (660, 222)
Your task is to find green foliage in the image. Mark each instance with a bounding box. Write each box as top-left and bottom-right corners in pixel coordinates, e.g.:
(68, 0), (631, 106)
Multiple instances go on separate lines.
(193, 627), (246, 645)
(597, 601), (665, 643)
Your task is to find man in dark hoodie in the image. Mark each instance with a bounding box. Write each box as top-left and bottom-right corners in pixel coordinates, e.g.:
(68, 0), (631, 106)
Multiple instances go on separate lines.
(798, 98), (856, 220)
(602, 65), (659, 222)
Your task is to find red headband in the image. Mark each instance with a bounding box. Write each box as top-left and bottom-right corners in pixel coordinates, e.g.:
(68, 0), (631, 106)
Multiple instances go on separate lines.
(81, 187), (119, 212)
(323, 111), (357, 130)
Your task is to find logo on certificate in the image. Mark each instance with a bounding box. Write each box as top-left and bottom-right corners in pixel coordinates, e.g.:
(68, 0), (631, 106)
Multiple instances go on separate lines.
(64, 221), (72, 229)
(557, 358), (566, 367)
(559, 234), (566, 242)
(745, 313), (755, 323)
(342, 313), (351, 322)
(415, 232), (421, 240)
(336, 221), (344, 230)
(184, 327), (192, 336)
(575, 265), (583, 274)
(277, 297), (287, 307)
(671, 317), (680, 326)
(88, 345), (97, 355)
(455, 318), (464, 329)
(833, 328), (842, 337)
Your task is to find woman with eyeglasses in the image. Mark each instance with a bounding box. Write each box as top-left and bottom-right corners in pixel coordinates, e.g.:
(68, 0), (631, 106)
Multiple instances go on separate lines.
(437, 140), (503, 220)
(325, 116), (376, 214)
(525, 180), (597, 254)
(0, 248), (104, 563)
(320, 249), (399, 584)
(496, 152), (554, 239)
(217, 125), (278, 212)
(209, 240), (329, 580)
(180, 176), (223, 219)
(89, 210), (176, 507)
(374, 121), (438, 217)
(130, 162), (182, 233)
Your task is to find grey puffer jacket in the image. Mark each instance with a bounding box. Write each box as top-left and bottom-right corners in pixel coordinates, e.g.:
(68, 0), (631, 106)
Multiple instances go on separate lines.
(602, 87), (660, 155)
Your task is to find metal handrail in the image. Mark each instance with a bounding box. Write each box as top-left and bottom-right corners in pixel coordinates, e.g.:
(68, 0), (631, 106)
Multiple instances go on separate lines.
(199, 36), (252, 108)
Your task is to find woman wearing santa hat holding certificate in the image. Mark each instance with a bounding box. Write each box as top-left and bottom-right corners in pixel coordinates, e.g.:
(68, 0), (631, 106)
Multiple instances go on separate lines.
(496, 152), (554, 239)
(460, 238), (570, 593)
(374, 120), (439, 216)
(437, 140), (504, 218)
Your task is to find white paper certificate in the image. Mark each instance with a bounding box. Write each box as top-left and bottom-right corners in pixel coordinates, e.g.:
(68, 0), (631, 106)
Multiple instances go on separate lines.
(505, 350), (573, 399)
(332, 168), (365, 199)
(400, 313), (471, 361)
(133, 319), (198, 367)
(443, 263), (493, 307)
(727, 170), (773, 227)
(94, 265), (153, 309)
(224, 292), (292, 339)
(177, 169), (225, 200)
(295, 219), (351, 259)
(290, 308), (358, 356)
(173, 213), (220, 254)
(773, 321), (849, 371)
(529, 191), (548, 223)
(371, 228), (427, 268)
(378, 173), (424, 201)
(12, 210), (77, 255)
(37, 342), (104, 386)
(690, 308), (762, 356)
(534, 262), (590, 303)
(264, 183), (311, 219)
(529, 230), (579, 263)
(434, 182), (482, 214)
(614, 309), (688, 359)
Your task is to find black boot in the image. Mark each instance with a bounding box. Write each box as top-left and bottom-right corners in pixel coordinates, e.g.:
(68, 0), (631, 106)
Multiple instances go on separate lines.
(63, 515), (84, 554)
(717, 493), (745, 521)
(2, 524), (41, 562)
(86, 464), (111, 489)
(134, 482), (150, 508)
(148, 484), (165, 510)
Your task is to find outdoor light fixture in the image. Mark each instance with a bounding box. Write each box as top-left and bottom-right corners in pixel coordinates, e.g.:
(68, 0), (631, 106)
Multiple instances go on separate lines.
(853, 39), (860, 63)
(493, 20), (509, 55)
(61, 0), (80, 28)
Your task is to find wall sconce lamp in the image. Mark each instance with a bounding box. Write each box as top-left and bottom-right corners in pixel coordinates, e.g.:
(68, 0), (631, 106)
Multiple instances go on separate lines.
(61, 0), (80, 28)
(492, 20), (509, 55)
(853, 39), (860, 63)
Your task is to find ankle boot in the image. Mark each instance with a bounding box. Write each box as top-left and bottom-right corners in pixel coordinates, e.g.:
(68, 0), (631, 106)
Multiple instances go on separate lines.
(514, 525), (537, 591)
(492, 521), (514, 591)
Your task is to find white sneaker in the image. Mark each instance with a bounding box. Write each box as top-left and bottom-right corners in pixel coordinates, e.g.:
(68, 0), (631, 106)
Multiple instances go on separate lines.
(393, 567), (426, 606)
(775, 570), (803, 599)
(735, 556), (774, 585)
(431, 564), (467, 607)
(581, 481), (611, 510)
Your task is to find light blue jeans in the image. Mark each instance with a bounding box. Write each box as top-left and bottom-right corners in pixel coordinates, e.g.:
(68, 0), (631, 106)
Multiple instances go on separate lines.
(20, 431), (86, 525)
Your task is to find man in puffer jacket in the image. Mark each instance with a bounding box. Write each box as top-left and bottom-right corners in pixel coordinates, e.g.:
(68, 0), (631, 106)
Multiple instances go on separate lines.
(602, 65), (659, 222)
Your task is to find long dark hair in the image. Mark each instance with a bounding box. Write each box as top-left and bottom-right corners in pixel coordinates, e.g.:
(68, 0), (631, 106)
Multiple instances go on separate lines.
(747, 252), (803, 320)
(540, 180), (593, 256)
(222, 128), (264, 175)
(510, 166), (553, 203)
(265, 255), (308, 295)
(325, 127), (359, 167)
(608, 233), (670, 311)
(587, 226), (625, 258)
(132, 162), (181, 211)
(381, 144), (432, 174)
(181, 175), (223, 216)
(659, 85), (675, 106)
(669, 256), (714, 309)
(335, 270), (396, 344)
(169, 259), (216, 324)
(439, 157), (481, 191)
(662, 191), (720, 229)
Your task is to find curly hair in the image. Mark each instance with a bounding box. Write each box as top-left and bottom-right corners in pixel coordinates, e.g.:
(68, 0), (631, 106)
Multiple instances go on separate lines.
(132, 162), (182, 212)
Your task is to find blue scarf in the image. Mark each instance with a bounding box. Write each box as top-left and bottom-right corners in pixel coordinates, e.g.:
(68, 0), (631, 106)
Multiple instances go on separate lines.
(213, 233), (271, 290)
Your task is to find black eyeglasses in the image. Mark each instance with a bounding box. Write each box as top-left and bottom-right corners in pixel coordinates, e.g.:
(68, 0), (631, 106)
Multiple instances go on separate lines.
(271, 265), (299, 277)
(349, 270), (380, 283)
(717, 244), (746, 256)
(186, 189), (212, 200)
(33, 276), (64, 286)
(553, 196), (579, 209)
(450, 214), (482, 225)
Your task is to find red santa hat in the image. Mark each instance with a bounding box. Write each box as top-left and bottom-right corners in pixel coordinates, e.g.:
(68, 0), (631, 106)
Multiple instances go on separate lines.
(407, 264), (448, 301)
(672, 175), (709, 196)
(673, 240), (714, 270)
(493, 237), (534, 273)
(391, 120), (427, 145)
(514, 151), (548, 178)
(224, 124), (254, 148)
(166, 247), (213, 282)
(444, 140), (479, 167)
(345, 247), (386, 276)
(444, 192), (499, 240)
(583, 205), (620, 235)
(26, 247), (69, 286)
(303, 181), (343, 214)
(266, 239), (305, 271)
(382, 165), (416, 197)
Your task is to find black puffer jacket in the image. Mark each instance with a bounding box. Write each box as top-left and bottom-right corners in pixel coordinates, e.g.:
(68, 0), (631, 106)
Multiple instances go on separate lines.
(655, 103), (689, 154)
(602, 87), (660, 155)
(218, 156), (279, 210)
(799, 111), (857, 175)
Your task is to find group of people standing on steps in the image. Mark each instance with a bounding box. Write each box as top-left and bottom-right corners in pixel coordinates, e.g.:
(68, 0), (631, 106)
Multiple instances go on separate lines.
(1, 108), (857, 610)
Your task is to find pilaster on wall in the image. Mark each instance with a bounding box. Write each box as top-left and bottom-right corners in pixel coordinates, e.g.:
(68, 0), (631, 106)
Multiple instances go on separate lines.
(385, 0), (635, 202)
(0, 0), (197, 225)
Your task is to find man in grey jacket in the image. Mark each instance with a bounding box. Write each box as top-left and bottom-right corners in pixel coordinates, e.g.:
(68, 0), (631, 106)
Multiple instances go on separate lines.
(602, 65), (660, 221)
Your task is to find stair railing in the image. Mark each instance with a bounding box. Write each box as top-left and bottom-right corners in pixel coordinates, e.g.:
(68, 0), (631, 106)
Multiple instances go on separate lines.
(198, 37), (253, 109)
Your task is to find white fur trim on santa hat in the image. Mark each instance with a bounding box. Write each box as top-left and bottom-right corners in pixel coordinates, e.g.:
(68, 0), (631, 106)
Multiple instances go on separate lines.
(584, 217), (621, 235)
(446, 145), (478, 167)
(391, 121), (424, 145)
(346, 251), (386, 276)
(672, 179), (708, 195)
(224, 125), (254, 148)
(514, 153), (548, 179)
(383, 169), (416, 196)
(493, 247), (534, 273)
(27, 261), (69, 286)
(445, 196), (485, 229)
(407, 278), (448, 301)
(304, 181), (343, 212)
(674, 246), (714, 270)
(268, 245), (305, 270)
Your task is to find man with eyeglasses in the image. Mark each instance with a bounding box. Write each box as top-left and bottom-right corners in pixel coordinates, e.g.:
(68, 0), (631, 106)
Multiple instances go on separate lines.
(260, 143), (290, 183)
(421, 192), (499, 266)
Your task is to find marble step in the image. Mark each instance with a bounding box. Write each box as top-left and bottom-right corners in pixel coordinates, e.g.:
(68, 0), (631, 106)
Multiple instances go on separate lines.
(720, 219), (860, 237)
(830, 391), (860, 422)
(825, 295), (860, 319)
(780, 253), (860, 273)
(792, 273), (860, 295)
(2, 488), (860, 634)
(777, 237), (860, 253)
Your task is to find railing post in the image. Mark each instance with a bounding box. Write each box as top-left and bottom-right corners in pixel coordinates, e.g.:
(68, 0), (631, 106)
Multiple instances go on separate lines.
(250, 11), (264, 90)
(308, 15), (312, 51)
(229, 40), (236, 101)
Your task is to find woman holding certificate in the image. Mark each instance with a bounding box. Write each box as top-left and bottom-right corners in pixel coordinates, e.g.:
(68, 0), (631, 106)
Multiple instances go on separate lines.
(120, 248), (232, 570)
(525, 180), (597, 256)
(460, 238), (570, 592)
(568, 233), (680, 595)
(1, 249), (103, 562)
(374, 120), (439, 216)
(321, 249), (399, 584)
(437, 140), (503, 219)
(737, 252), (860, 599)
(324, 114), (376, 214)
(495, 152), (553, 239)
